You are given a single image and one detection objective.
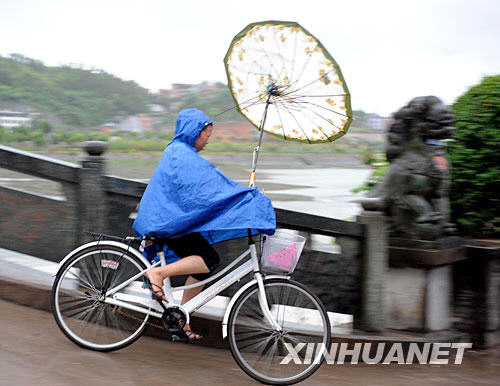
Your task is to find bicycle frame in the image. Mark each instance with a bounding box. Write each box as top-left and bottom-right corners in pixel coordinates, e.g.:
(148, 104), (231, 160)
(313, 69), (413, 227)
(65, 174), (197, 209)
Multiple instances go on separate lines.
(100, 242), (283, 332)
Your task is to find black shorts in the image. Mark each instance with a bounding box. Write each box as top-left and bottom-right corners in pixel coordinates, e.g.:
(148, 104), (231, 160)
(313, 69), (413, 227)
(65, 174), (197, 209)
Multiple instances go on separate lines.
(164, 233), (219, 281)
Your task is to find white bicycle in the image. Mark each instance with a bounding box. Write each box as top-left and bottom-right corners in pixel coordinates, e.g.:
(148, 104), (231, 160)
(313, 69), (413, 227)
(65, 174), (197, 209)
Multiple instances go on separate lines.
(51, 231), (331, 385)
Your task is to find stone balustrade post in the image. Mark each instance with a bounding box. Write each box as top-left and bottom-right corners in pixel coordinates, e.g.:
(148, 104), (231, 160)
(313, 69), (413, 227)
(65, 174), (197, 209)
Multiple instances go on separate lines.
(355, 211), (388, 332)
(77, 141), (108, 244)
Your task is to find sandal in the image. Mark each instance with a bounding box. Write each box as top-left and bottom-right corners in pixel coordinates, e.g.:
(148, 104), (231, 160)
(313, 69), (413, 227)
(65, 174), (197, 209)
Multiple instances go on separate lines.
(144, 279), (168, 304)
(182, 328), (203, 344)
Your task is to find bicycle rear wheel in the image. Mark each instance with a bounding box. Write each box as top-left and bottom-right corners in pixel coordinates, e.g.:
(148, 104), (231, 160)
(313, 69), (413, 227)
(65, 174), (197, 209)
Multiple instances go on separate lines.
(228, 278), (331, 385)
(51, 245), (151, 352)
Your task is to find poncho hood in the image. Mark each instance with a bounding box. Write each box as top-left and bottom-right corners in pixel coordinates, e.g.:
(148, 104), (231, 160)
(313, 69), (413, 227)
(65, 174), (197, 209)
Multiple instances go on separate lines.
(171, 108), (212, 148)
(132, 109), (276, 256)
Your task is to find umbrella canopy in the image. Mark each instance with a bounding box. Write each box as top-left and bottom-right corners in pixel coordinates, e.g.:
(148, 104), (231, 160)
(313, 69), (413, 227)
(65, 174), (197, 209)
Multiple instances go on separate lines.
(224, 20), (352, 143)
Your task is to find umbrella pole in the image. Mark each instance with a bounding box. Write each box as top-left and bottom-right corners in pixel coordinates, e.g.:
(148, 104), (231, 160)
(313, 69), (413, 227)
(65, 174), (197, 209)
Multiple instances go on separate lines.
(249, 94), (272, 187)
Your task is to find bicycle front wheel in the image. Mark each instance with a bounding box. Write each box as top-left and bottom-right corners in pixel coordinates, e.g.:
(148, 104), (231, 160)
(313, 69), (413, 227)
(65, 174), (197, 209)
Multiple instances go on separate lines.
(228, 278), (331, 385)
(51, 245), (151, 352)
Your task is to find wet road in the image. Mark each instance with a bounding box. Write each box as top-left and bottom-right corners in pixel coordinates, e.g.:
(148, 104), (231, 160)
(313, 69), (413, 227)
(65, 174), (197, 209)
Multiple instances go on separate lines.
(1, 300), (499, 386)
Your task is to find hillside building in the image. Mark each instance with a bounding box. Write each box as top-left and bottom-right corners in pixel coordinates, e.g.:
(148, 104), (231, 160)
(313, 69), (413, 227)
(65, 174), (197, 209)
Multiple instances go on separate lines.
(0, 111), (33, 128)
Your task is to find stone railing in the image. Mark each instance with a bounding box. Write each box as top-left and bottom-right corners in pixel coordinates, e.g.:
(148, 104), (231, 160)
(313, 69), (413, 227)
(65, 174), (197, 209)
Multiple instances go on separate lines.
(2, 143), (497, 345)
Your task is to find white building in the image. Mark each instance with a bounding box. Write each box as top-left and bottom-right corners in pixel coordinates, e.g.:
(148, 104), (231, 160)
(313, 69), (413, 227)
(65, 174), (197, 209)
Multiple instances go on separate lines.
(0, 111), (32, 128)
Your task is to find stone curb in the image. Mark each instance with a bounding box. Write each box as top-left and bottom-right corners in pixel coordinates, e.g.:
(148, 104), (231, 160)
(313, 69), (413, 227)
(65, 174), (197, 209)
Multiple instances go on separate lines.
(0, 275), (52, 312)
(0, 260), (53, 312)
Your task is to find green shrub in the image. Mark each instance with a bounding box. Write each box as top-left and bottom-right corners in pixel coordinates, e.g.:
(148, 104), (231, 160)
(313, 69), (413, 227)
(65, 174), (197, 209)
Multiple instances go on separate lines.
(448, 75), (500, 237)
(50, 129), (70, 144)
(67, 131), (86, 145)
(29, 129), (46, 146)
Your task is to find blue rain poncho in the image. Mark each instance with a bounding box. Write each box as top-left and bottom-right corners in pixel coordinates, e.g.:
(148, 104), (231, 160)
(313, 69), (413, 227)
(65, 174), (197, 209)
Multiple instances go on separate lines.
(132, 109), (275, 262)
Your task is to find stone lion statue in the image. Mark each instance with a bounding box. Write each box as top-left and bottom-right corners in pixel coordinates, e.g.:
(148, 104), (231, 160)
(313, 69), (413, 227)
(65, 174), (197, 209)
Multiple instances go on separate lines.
(360, 96), (457, 240)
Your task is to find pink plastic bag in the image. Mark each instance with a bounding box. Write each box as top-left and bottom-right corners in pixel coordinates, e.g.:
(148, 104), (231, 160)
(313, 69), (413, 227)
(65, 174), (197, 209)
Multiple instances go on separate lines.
(267, 242), (297, 271)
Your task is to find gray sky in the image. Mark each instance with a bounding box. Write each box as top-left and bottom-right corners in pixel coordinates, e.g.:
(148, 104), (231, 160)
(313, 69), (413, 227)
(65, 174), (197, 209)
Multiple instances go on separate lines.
(1, 0), (499, 116)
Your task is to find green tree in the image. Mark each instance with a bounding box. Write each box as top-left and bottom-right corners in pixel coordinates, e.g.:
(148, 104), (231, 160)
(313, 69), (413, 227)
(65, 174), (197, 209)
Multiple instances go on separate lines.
(32, 119), (52, 133)
(51, 129), (68, 144)
(448, 75), (500, 237)
(30, 129), (46, 146)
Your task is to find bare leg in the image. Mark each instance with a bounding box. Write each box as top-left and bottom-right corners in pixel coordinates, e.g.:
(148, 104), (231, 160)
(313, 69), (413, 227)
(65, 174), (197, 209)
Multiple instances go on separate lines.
(146, 255), (209, 300)
(181, 276), (204, 339)
(150, 255), (209, 278)
(181, 275), (204, 304)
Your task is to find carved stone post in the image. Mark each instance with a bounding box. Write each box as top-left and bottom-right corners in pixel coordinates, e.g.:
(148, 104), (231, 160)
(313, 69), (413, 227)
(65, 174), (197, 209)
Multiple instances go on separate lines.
(356, 211), (387, 332)
(77, 141), (108, 243)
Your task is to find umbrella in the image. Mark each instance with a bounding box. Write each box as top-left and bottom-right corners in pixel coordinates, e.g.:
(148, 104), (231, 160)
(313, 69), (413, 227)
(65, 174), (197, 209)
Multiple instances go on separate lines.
(224, 20), (352, 185)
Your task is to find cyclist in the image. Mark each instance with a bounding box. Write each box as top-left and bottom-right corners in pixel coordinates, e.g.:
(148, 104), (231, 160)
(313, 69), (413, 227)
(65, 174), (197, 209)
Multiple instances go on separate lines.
(133, 108), (275, 342)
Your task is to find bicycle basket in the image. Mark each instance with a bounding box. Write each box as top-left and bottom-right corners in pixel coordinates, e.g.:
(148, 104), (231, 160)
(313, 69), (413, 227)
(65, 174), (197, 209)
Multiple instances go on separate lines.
(260, 232), (306, 274)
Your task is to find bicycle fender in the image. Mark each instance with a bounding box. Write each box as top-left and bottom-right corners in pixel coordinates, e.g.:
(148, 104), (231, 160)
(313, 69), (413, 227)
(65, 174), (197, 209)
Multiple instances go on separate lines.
(54, 240), (151, 276)
(221, 275), (289, 339)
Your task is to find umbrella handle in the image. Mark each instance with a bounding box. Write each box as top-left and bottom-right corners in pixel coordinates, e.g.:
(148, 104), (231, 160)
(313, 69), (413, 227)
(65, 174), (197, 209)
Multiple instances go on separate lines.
(249, 171), (256, 187)
(248, 94), (272, 187)
(249, 146), (259, 186)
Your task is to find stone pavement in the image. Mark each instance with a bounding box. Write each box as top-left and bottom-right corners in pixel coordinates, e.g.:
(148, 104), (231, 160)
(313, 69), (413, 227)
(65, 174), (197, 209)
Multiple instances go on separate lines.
(2, 299), (500, 386)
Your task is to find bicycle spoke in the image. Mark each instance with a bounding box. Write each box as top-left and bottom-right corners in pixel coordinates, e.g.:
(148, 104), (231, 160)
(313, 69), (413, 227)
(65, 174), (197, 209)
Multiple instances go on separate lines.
(59, 296), (95, 311)
(234, 329), (272, 345)
(62, 300), (99, 319)
(236, 332), (275, 353)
